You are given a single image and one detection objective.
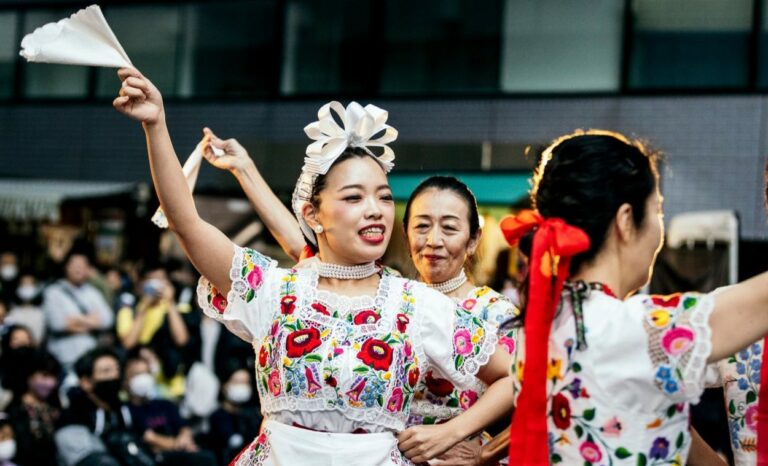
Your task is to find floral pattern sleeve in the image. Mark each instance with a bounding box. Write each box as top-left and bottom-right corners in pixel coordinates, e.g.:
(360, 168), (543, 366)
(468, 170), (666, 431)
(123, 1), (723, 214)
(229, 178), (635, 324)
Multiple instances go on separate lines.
(197, 245), (277, 342)
(638, 292), (715, 404)
(417, 286), (500, 387)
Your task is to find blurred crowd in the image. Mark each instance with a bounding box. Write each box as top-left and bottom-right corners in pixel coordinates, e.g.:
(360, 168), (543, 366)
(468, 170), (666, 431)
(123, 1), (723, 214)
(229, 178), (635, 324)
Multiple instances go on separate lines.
(0, 246), (260, 466)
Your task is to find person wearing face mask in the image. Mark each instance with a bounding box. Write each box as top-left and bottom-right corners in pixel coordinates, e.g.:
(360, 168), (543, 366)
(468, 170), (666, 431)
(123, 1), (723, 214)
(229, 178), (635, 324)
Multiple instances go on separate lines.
(6, 273), (45, 345)
(0, 415), (17, 466)
(0, 252), (20, 306)
(207, 367), (261, 466)
(123, 354), (214, 466)
(6, 349), (61, 466)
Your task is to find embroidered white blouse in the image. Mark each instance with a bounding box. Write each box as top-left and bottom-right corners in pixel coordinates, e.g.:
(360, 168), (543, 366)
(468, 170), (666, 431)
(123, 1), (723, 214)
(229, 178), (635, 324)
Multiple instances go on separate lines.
(197, 246), (499, 434)
(508, 288), (714, 465)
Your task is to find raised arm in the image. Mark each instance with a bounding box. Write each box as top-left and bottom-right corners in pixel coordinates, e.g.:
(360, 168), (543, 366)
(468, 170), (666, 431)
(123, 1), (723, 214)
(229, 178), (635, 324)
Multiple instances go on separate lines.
(113, 68), (235, 294)
(708, 271), (768, 362)
(201, 128), (306, 262)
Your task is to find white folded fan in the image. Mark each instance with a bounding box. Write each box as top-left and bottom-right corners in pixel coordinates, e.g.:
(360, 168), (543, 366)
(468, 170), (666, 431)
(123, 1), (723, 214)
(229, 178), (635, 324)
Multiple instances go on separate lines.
(20, 4), (132, 68)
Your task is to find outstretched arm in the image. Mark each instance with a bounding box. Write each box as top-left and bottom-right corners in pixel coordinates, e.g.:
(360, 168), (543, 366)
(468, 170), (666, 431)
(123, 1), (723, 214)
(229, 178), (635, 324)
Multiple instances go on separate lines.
(113, 68), (235, 294)
(202, 128), (306, 262)
(709, 271), (768, 362)
(398, 347), (514, 463)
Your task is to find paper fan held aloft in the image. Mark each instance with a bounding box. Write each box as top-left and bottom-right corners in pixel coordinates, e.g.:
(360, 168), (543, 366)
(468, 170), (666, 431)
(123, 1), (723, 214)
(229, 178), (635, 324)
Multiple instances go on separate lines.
(292, 101), (398, 246)
(20, 4), (132, 68)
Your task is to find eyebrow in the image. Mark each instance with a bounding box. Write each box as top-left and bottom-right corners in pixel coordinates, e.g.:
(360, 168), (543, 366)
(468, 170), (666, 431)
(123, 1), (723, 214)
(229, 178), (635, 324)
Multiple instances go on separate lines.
(413, 214), (462, 221)
(337, 184), (392, 192)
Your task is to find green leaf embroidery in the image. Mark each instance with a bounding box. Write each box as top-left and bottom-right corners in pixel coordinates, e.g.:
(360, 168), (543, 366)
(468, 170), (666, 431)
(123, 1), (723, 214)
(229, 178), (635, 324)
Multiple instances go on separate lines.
(675, 432), (684, 449)
(474, 344), (480, 355)
(683, 297), (697, 309)
(455, 355), (465, 371)
(423, 417), (436, 425)
(304, 354), (322, 363)
(286, 381), (292, 392)
(447, 398), (459, 408)
(615, 447), (632, 459)
(377, 395), (384, 407)
(353, 366), (370, 374)
(245, 288), (255, 302)
(582, 408), (596, 421)
(637, 453), (647, 466)
(667, 405), (678, 418)
(747, 391), (757, 404)
(574, 424), (584, 438)
(551, 454), (562, 463)
(241, 266), (248, 277)
(729, 399), (736, 415)
(572, 362), (582, 373)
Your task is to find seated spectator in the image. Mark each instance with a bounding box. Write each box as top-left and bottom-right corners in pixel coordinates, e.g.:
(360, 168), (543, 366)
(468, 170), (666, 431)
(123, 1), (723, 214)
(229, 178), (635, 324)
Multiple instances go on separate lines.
(44, 251), (114, 370)
(0, 414), (17, 466)
(123, 354), (214, 466)
(6, 349), (61, 466)
(58, 347), (154, 466)
(6, 272), (45, 344)
(117, 263), (189, 399)
(206, 367), (260, 466)
(0, 300), (8, 335)
(0, 325), (36, 410)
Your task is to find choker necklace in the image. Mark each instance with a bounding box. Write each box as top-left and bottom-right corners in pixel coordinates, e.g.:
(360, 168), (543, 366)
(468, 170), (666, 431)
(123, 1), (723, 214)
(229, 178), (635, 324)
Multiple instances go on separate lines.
(427, 269), (467, 294)
(316, 261), (378, 280)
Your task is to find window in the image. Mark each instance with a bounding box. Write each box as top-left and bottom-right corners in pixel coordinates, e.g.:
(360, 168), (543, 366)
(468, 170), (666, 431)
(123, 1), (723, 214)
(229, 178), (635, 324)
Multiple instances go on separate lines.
(628, 0), (753, 89)
(499, 0), (624, 92)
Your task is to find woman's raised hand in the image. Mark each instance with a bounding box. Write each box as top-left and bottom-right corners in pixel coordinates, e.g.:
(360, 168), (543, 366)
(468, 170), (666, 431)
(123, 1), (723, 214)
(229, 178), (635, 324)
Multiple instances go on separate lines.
(113, 68), (164, 124)
(201, 127), (254, 173)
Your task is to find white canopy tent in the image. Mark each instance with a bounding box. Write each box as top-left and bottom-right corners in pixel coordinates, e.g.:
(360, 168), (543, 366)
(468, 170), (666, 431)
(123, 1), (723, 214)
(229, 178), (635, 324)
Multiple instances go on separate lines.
(0, 178), (135, 222)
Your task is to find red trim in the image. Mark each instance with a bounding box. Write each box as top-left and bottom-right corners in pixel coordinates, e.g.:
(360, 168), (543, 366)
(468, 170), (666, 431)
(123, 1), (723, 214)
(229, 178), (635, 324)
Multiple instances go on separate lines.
(757, 337), (768, 465)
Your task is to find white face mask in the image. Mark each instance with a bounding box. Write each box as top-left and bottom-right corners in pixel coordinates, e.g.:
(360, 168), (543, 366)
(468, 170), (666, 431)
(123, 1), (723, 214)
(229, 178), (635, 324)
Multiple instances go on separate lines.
(0, 439), (16, 461)
(128, 373), (156, 399)
(16, 285), (37, 302)
(0, 265), (18, 281)
(225, 383), (252, 404)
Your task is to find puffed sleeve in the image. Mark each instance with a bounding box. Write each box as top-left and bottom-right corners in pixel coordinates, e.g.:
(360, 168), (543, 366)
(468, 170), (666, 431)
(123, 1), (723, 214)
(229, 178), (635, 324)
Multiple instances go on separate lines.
(415, 286), (501, 387)
(197, 244), (278, 342)
(632, 292), (715, 404)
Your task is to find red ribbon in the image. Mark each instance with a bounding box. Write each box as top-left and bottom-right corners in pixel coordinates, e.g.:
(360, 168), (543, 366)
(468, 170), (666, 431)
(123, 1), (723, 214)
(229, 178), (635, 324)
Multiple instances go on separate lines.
(758, 337), (768, 465)
(500, 210), (590, 465)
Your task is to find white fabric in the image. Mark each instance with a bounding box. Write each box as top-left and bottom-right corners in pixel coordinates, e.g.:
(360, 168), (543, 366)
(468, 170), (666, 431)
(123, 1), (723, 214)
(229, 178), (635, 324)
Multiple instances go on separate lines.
(20, 5), (132, 68)
(182, 362), (220, 417)
(197, 245), (498, 435)
(233, 419), (411, 465)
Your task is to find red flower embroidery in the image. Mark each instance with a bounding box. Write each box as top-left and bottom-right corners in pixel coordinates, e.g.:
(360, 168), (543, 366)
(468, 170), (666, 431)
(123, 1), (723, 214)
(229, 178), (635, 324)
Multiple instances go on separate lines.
(408, 366), (420, 388)
(324, 376), (338, 387)
(346, 377), (367, 401)
(425, 370), (454, 397)
(357, 338), (393, 371)
(552, 393), (571, 430)
(280, 295), (297, 315)
(311, 302), (330, 316)
(305, 366), (322, 394)
(211, 292), (228, 314)
(387, 387), (404, 412)
(285, 328), (322, 358)
(396, 313), (410, 333)
(246, 267), (263, 290)
(258, 346), (268, 367)
(651, 294), (681, 308)
(353, 310), (380, 325)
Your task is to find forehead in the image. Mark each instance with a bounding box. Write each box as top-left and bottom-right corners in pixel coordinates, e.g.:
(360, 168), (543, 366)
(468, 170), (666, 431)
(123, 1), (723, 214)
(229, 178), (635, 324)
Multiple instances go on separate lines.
(94, 355), (119, 373)
(126, 359), (148, 373)
(324, 156), (388, 189)
(410, 188), (470, 220)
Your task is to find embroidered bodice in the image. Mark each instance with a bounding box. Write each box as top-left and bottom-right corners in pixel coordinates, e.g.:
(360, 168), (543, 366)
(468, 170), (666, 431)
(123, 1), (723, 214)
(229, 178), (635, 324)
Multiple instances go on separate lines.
(197, 246), (499, 433)
(508, 289), (714, 465)
(408, 286), (520, 426)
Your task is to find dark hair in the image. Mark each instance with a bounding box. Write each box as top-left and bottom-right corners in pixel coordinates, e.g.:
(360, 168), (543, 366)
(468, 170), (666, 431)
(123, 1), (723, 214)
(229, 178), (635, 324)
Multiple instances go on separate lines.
(75, 347), (123, 380)
(532, 131), (658, 274)
(403, 176), (481, 240)
(303, 147), (386, 252)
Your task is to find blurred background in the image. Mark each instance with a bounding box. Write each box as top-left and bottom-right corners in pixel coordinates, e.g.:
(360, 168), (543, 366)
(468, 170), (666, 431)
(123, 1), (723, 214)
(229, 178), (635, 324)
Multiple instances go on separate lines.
(0, 1), (767, 465)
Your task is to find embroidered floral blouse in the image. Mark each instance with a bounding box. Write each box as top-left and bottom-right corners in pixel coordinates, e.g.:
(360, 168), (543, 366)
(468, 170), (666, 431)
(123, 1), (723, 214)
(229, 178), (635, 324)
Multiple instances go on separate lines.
(508, 288), (714, 465)
(408, 286), (520, 426)
(197, 246), (499, 434)
(707, 340), (764, 466)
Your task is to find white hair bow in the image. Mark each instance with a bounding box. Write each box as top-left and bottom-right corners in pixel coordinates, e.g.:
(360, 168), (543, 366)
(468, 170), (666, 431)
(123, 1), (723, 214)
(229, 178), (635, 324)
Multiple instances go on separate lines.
(302, 101), (397, 175)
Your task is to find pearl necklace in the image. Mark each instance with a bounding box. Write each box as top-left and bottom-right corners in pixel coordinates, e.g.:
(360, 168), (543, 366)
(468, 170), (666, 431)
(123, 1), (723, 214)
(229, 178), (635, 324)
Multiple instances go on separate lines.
(316, 261), (379, 280)
(427, 269), (467, 294)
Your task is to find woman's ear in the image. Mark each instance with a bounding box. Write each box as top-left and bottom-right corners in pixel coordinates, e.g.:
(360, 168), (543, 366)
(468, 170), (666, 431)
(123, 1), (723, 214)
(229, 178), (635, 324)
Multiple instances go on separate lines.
(614, 203), (635, 243)
(466, 227), (483, 257)
(302, 203), (320, 230)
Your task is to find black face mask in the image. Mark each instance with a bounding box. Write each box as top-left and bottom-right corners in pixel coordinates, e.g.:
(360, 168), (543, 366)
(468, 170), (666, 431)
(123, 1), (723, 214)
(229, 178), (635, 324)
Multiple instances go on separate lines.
(92, 378), (122, 407)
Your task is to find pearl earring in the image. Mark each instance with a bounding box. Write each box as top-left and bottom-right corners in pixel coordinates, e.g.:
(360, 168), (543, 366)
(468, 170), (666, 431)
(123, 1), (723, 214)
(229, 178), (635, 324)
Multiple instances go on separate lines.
(313, 224), (324, 234)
